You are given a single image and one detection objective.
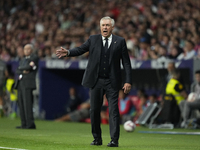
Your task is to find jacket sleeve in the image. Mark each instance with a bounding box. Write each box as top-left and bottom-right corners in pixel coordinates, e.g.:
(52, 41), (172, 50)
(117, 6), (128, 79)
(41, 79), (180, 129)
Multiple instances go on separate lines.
(17, 55), (39, 72)
(18, 65), (32, 71)
(121, 39), (132, 84)
(68, 37), (91, 57)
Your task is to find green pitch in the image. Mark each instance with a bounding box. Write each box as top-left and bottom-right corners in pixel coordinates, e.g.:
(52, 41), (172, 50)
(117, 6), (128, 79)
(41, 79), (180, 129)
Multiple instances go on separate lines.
(0, 118), (200, 150)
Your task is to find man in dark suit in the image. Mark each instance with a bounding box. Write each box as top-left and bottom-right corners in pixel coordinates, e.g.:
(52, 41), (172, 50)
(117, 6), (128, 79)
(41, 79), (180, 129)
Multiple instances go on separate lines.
(15, 44), (39, 129)
(56, 16), (132, 147)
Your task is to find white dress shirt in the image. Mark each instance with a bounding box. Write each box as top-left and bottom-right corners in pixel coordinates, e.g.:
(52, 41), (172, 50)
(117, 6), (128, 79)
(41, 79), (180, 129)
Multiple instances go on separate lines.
(102, 34), (112, 49)
(177, 50), (196, 60)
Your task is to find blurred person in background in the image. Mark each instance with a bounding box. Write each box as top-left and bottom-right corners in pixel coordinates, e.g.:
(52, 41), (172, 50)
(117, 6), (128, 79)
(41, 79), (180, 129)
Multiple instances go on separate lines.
(161, 60), (185, 97)
(181, 70), (200, 128)
(177, 40), (196, 60)
(43, 46), (52, 60)
(64, 87), (81, 114)
(55, 99), (90, 122)
(37, 49), (45, 60)
(165, 69), (188, 126)
(161, 61), (176, 96)
(156, 45), (169, 63)
(148, 42), (160, 60)
(14, 44), (39, 129)
(138, 37), (149, 60)
(146, 94), (158, 106)
(168, 46), (181, 60)
(165, 69), (187, 106)
(195, 49), (200, 59)
(118, 90), (136, 124)
(193, 34), (200, 52)
(15, 46), (24, 61)
(0, 47), (11, 62)
(5, 72), (18, 118)
(160, 34), (170, 52)
(138, 94), (148, 116)
(166, 61), (176, 82)
(0, 58), (8, 117)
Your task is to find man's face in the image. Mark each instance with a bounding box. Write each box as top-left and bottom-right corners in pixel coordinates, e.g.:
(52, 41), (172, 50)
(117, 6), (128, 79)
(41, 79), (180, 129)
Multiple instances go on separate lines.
(24, 45), (32, 56)
(100, 19), (114, 38)
(195, 73), (200, 83)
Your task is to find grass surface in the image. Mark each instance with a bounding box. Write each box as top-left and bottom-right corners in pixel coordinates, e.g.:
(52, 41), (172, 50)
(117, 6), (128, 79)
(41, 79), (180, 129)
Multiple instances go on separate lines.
(0, 118), (200, 150)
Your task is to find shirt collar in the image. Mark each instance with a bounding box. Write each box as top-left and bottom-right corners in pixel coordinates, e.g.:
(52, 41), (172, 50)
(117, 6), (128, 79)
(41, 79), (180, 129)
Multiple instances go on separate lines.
(102, 34), (112, 41)
(25, 56), (30, 59)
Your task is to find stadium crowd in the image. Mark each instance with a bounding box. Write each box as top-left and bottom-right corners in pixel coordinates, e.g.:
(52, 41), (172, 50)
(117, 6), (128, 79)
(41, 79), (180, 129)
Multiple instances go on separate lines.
(0, 0), (200, 61)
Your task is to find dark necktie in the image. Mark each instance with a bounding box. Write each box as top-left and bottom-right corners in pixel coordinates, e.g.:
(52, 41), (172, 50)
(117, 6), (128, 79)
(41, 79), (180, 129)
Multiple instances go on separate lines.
(104, 38), (108, 52)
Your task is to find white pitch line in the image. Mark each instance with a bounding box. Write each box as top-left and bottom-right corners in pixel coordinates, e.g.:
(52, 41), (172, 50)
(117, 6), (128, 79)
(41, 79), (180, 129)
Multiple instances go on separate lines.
(0, 146), (28, 150)
(140, 137), (172, 140)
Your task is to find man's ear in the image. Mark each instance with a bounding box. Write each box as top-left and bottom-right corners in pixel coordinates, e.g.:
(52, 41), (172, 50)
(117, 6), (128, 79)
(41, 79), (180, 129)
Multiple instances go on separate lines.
(112, 26), (115, 30)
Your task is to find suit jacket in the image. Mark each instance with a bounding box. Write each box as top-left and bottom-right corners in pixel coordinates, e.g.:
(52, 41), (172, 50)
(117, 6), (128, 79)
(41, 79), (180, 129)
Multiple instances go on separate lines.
(69, 34), (132, 90)
(15, 54), (39, 89)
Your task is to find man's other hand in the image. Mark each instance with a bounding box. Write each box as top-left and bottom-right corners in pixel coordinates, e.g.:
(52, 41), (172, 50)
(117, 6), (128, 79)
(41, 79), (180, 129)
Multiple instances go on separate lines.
(122, 83), (131, 94)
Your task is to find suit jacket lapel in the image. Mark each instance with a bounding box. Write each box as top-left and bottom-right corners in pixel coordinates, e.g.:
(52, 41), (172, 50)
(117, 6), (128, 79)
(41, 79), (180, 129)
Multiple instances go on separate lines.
(95, 35), (102, 63)
(109, 34), (117, 64)
(20, 57), (26, 66)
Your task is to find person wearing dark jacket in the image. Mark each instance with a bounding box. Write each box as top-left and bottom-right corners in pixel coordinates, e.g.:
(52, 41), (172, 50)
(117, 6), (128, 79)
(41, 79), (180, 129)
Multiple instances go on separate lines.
(56, 16), (132, 147)
(15, 44), (39, 129)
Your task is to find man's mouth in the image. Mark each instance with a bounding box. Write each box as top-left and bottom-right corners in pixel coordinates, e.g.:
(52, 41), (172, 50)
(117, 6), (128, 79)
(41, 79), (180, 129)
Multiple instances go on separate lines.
(103, 31), (108, 33)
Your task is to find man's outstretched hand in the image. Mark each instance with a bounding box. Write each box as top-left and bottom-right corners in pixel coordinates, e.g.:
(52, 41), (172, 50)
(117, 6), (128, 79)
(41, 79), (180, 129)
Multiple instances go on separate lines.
(122, 83), (131, 94)
(56, 47), (68, 58)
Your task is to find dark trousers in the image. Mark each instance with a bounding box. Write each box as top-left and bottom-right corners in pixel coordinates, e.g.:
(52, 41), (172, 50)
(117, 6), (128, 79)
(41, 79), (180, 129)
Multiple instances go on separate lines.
(90, 78), (119, 142)
(18, 82), (35, 128)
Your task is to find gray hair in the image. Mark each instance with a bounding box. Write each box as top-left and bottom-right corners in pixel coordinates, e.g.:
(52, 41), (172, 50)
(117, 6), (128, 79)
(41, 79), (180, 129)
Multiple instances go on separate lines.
(100, 16), (115, 27)
(25, 44), (34, 51)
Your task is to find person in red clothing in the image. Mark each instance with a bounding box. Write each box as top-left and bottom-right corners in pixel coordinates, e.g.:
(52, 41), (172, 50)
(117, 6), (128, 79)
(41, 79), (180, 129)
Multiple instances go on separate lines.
(138, 94), (149, 116)
(118, 90), (136, 124)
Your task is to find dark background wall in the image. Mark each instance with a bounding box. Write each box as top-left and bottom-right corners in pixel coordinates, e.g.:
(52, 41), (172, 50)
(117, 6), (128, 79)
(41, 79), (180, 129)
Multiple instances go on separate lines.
(39, 68), (89, 119)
